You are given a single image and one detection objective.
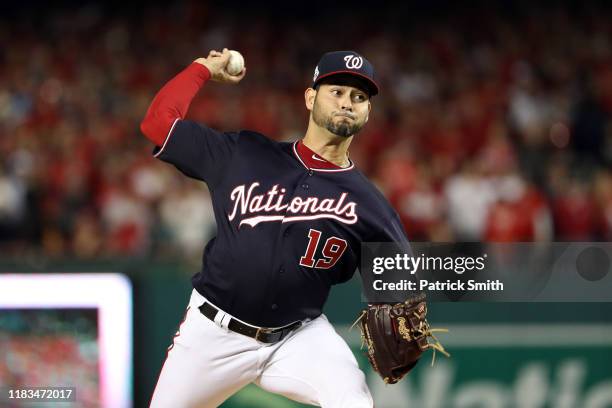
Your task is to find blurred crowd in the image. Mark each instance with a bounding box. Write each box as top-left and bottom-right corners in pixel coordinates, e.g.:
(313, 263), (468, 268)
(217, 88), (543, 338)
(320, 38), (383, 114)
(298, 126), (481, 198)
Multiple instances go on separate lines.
(0, 2), (610, 260)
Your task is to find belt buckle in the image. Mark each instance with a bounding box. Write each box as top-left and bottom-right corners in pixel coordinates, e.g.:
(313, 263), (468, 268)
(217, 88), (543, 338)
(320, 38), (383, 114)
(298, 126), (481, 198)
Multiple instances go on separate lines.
(255, 327), (270, 342)
(255, 321), (302, 343)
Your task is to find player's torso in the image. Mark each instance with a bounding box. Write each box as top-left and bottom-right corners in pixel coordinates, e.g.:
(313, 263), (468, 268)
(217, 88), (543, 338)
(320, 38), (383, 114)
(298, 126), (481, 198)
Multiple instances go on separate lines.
(198, 134), (386, 326)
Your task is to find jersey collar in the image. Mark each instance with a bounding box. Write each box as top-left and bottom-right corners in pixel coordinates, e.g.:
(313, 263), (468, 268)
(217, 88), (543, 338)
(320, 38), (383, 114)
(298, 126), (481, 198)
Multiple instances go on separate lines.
(293, 141), (355, 172)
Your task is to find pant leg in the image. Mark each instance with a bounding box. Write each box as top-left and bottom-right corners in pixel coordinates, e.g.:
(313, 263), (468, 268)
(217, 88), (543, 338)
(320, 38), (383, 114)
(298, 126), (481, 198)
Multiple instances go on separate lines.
(254, 314), (373, 408)
(150, 291), (262, 408)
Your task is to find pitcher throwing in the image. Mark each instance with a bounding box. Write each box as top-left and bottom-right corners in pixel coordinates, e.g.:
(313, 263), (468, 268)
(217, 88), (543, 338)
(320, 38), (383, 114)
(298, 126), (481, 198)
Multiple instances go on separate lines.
(143, 48), (412, 408)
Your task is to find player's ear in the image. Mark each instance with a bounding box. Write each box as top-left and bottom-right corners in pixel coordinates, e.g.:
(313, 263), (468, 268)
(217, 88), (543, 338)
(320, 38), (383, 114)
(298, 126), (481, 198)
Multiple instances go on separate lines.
(305, 88), (316, 111)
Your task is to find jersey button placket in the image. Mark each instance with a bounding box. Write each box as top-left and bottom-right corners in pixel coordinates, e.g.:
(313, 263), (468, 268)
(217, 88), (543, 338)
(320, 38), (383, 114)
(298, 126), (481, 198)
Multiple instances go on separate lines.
(271, 303), (278, 311)
(301, 183), (309, 190)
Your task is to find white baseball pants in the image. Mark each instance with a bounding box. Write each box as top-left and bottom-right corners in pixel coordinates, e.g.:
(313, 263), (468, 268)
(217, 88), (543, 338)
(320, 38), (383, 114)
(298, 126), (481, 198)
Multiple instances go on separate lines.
(149, 289), (373, 408)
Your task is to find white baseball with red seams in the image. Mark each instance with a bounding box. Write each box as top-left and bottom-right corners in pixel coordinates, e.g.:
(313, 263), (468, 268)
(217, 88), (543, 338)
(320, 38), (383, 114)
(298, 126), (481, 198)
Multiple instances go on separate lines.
(227, 50), (244, 75)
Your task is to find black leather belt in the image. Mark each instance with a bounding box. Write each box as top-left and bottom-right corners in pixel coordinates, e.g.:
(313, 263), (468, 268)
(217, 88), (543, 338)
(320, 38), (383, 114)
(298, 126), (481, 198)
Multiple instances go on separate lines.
(198, 301), (303, 344)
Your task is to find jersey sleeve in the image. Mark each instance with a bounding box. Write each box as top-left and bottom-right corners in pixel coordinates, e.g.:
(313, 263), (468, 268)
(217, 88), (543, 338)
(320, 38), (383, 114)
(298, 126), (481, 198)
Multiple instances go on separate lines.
(380, 210), (410, 245)
(361, 209), (417, 303)
(153, 119), (240, 189)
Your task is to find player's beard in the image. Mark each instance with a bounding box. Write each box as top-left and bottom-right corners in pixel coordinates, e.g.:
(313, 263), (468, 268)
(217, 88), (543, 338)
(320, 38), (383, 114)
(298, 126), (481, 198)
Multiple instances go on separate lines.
(312, 103), (365, 138)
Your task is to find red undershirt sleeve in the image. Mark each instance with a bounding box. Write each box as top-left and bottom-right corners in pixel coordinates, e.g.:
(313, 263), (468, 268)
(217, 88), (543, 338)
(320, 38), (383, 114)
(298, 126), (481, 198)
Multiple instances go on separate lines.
(140, 62), (212, 146)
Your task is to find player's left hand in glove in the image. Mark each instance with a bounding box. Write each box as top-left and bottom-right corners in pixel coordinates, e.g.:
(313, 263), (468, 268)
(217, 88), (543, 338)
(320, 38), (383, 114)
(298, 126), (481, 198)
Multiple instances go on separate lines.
(353, 294), (449, 384)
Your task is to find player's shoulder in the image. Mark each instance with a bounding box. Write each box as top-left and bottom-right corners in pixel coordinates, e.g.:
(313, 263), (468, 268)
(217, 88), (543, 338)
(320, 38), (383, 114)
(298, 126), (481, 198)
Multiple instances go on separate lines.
(352, 168), (388, 202)
(351, 168), (398, 218)
(236, 129), (272, 140)
(236, 129), (289, 149)
(174, 121), (287, 152)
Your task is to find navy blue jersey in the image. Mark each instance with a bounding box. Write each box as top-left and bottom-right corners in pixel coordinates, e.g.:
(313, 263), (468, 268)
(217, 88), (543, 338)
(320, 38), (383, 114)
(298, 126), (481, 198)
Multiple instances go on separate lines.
(154, 119), (410, 327)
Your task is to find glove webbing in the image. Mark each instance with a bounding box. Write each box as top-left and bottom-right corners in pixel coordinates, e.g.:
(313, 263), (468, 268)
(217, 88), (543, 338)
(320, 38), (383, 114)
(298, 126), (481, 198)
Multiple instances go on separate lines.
(351, 309), (451, 368)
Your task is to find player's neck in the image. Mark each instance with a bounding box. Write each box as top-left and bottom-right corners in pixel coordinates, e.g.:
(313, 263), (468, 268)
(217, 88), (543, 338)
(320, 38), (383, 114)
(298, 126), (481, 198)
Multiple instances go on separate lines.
(302, 130), (352, 168)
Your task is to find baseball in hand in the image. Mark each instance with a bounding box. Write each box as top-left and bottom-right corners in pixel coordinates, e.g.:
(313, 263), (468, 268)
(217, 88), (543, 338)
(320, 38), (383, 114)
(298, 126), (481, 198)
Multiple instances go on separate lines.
(226, 50), (245, 76)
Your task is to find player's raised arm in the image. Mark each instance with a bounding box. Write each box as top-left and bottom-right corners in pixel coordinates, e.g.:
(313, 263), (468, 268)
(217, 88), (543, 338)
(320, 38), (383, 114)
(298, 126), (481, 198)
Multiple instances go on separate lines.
(140, 48), (246, 146)
(140, 49), (246, 188)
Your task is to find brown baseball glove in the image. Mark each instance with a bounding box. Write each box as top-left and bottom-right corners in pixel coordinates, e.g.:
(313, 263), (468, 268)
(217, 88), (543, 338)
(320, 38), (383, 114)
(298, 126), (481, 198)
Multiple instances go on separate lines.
(353, 294), (449, 384)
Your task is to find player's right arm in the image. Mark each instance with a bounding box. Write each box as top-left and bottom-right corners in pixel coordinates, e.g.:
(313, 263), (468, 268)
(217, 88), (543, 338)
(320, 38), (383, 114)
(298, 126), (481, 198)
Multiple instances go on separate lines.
(139, 49), (246, 187)
(140, 48), (246, 145)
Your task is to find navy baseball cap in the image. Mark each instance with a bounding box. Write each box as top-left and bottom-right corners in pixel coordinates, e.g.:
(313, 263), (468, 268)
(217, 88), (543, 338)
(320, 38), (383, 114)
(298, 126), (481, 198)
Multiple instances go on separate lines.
(312, 51), (379, 96)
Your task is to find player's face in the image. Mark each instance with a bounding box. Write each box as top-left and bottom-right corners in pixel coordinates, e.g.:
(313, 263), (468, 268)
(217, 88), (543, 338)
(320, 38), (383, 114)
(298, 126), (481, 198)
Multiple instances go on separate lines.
(309, 84), (371, 138)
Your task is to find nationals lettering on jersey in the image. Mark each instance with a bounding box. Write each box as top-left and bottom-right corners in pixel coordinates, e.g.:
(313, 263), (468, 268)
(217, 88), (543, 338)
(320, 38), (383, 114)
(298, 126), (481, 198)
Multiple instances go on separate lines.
(153, 119), (411, 327)
(228, 182), (358, 227)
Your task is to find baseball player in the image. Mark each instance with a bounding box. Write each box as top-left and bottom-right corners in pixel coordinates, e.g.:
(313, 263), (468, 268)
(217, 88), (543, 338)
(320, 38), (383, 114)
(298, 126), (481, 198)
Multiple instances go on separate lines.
(142, 48), (410, 408)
